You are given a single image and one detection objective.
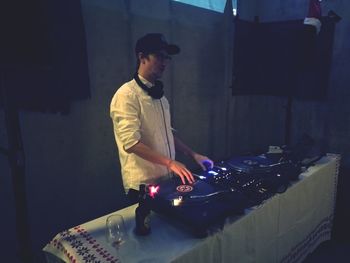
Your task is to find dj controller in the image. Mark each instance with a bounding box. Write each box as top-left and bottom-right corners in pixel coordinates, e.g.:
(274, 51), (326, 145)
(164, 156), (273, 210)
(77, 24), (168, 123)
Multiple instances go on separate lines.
(141, 141), (324, 237)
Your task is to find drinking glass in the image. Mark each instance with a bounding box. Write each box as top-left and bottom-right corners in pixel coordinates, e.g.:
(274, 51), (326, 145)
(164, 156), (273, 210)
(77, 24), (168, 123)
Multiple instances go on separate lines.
(106, 214), (126, 249)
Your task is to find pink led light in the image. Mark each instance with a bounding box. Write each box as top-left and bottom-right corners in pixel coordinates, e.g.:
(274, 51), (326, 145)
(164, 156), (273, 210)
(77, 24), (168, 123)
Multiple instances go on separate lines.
(148, 185), (160, 198)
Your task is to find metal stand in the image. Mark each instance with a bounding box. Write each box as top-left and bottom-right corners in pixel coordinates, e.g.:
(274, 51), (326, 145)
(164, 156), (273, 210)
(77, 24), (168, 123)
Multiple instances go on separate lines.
(0, 70), (33, 263)
(284, 95), (293, 146)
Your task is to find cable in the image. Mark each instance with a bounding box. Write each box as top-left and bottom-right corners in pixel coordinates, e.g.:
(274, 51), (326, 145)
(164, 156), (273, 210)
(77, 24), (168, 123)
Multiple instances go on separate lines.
(160, 99), (172, 160)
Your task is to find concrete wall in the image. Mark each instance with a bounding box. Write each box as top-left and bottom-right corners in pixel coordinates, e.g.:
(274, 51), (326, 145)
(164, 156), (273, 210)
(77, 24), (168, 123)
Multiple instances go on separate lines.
(1, 0), (349, 262)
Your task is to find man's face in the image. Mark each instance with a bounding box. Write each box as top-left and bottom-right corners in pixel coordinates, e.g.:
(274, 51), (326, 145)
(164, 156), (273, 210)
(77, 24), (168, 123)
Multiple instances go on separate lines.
(143, 50), (171, 80)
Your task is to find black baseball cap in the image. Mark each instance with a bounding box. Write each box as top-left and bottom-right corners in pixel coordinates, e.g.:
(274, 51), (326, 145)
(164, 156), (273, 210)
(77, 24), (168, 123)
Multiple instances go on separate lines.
(135, 33), (180, 55)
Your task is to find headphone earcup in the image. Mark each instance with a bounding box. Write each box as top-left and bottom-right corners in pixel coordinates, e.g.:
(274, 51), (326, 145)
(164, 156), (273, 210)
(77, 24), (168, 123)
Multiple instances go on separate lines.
(149, 81), (164, 99)
(134, 73), (164, 99)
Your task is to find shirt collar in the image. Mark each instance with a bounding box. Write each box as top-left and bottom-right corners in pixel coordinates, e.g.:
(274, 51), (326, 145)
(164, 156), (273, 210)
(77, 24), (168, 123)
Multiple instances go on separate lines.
(138, 74), (154, 88)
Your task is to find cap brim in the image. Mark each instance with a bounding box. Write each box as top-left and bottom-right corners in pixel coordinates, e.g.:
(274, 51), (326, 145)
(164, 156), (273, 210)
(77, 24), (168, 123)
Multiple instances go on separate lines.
(165, 44), (180, 55)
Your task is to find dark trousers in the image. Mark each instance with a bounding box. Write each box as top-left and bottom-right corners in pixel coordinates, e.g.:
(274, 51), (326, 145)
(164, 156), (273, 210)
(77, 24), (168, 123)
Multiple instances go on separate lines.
(126, 188), (140, 205)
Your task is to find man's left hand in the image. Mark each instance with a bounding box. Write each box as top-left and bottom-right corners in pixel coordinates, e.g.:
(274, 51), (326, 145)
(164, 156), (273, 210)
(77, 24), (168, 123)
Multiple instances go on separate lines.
(193, 153), (214, 171)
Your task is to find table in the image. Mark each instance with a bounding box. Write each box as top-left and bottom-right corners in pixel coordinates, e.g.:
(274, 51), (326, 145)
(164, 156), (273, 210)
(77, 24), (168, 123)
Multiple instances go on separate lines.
(43, 154), (340, 263)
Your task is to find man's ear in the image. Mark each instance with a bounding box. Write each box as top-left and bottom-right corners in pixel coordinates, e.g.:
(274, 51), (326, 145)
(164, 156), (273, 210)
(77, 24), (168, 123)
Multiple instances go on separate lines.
(138, 52), (147, 64)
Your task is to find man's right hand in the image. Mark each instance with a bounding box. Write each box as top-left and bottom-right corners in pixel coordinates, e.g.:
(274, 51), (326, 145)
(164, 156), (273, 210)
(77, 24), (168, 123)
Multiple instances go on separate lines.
(126, 141), (195, 185)
(167, 160), (195, 185)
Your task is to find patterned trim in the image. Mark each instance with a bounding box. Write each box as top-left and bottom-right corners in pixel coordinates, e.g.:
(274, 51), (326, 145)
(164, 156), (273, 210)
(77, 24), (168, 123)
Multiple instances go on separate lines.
(50, 226), (119, 263)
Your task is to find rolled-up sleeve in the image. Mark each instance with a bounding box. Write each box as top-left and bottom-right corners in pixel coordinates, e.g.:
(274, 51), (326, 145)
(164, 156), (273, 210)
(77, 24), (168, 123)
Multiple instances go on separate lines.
(111, 90), (141, 151)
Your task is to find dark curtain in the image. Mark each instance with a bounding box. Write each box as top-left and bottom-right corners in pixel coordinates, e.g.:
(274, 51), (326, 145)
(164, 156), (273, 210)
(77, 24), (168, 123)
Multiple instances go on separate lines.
(0, 0), (90, 113)
(232, 17), (336, 100)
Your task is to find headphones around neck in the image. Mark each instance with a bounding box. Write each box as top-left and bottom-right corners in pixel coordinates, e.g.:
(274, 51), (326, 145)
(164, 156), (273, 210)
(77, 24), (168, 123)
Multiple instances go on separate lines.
(134, 73), (164, 99)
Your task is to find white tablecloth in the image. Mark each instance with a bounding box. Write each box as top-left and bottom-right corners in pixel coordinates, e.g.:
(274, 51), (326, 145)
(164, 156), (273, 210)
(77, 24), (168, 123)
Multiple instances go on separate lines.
(43, 154), (340, 263)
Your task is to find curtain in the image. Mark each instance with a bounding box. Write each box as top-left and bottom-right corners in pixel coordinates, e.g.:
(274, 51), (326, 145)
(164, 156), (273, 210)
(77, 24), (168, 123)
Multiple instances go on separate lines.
(0, 0), (90, 113)
(232, 17), (336, 100)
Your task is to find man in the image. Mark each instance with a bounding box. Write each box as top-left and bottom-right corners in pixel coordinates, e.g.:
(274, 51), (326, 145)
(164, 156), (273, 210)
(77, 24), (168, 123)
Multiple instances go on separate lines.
(110, 33), (213, 194)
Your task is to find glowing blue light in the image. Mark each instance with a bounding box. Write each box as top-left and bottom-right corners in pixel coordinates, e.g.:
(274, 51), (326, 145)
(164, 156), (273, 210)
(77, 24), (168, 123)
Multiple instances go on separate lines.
(208, 170), (219, 175)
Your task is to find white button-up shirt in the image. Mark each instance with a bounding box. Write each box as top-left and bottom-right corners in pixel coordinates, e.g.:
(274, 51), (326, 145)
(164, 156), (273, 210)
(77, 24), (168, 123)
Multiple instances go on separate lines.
(110, 76), (175, 192)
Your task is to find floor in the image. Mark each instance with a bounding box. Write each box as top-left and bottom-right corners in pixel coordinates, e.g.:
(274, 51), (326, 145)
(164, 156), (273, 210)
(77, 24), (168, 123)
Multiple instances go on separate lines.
(303, 216), (350, 263)
(303, 240), (350, 262)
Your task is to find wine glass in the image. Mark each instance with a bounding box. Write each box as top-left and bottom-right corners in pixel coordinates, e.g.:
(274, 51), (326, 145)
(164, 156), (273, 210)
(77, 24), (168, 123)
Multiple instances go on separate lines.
(106, 214), (126, 249)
